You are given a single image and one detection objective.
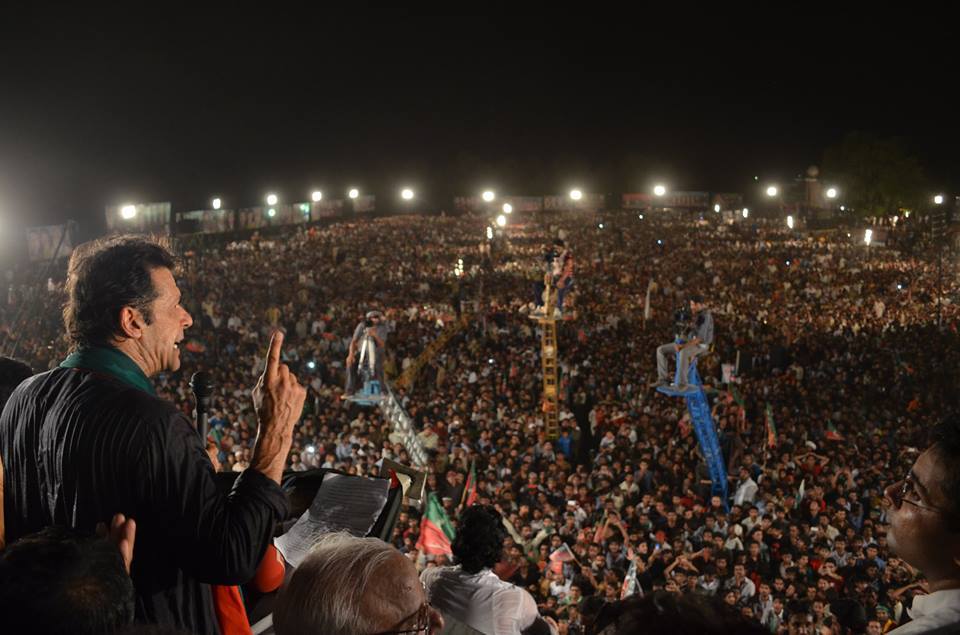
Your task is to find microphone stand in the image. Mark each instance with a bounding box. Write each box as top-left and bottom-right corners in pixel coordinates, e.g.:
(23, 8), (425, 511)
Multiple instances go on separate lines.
(190, 371), (213, 441)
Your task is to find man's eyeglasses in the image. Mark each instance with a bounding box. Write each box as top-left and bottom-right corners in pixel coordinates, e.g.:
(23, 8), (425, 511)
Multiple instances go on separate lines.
(889, 472), (950, 515)
(373, 602), (433, 635)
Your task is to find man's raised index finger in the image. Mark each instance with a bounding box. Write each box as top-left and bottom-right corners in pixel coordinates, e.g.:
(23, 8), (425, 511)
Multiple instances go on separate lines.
(266, 330), (284, 377)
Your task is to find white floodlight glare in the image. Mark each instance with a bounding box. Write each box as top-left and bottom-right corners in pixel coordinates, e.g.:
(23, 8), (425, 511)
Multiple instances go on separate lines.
(496, 214), (507, 227)
(267, 208), (277, 218)
(714, 204), (721, 212)
(349, 188), (360, 199)
(569, 189), (583, 201)
(121, 204), (137, 219)
(864, 229), (873, 246)
(486, 226), (494, 240)
(502, 203), (513, 214)
(786, 215), (794, 229)
(742, 208), (749, 218)
(266, 193), (278, 206)
(766, 185), (779, 197)
(311, 191), (323, 202)
(653, 184), (667, 197)
(482, 190), (495, 202)
(401, 188), (415, 201)
(826, 187), (838, 199)
(934, 194), (944, 205)
(598, 223), (604, 229)
(212, 198), (222, 210)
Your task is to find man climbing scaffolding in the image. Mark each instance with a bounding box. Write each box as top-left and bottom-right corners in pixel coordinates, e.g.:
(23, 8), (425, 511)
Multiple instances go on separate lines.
(653, 294), (713, 391)
(528, 238), (574, 318)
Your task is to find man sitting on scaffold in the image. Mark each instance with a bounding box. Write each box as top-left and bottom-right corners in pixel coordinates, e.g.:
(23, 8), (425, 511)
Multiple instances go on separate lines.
(342, 309), (388, 402)
(652, 294), (713, 392)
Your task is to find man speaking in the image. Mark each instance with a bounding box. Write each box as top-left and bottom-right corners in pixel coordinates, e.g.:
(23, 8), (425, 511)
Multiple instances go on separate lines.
(0, 237), (306, 634)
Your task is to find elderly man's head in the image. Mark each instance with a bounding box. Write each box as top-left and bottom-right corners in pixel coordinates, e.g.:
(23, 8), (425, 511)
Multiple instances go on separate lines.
(274, 533), (442, 635)
(884, 416), (960, 585)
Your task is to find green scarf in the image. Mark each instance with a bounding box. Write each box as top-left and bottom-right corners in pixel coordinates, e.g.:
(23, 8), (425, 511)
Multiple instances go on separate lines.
(60, 346), (156, 396)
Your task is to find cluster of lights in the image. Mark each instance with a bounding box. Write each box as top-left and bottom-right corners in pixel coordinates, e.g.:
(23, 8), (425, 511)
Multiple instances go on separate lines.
(161, 188), (367, 216)
(117, 182), (950, 227)
(454, 257), (465, 277)
(864, 229), (873, 246)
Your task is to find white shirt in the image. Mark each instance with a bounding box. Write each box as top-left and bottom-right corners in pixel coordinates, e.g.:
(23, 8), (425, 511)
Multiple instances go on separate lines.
(734, 477), (758, 506)
(890, 589), (960, 634)
(421, 566), (546, 635)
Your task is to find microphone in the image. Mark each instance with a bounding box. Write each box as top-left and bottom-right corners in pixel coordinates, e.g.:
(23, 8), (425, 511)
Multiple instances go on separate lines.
(190, 371), (214, 441)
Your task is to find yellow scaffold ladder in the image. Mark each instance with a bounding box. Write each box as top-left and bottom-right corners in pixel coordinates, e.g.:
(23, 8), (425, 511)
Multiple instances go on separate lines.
(537, 278), (561, 440)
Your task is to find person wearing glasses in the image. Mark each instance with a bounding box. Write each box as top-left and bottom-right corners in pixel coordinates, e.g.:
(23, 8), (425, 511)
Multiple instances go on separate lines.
(272, 532), (443, 635)
(883, 416), (960, 633)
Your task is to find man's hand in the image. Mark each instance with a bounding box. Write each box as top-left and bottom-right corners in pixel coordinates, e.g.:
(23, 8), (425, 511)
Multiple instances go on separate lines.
(252, 331), (307, 483)
(97, 513), (136, 574)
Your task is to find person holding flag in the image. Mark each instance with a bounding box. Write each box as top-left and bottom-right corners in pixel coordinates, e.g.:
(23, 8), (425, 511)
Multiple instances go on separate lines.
(421, 505), (558, 634)
(416, 492), (456, 558)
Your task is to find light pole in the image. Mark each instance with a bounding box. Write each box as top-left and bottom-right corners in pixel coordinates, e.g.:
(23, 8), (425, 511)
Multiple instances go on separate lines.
(934, 195), (945, 327)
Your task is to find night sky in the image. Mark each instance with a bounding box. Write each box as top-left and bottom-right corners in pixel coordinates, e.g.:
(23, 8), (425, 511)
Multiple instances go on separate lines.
(0, 8), (954, 231)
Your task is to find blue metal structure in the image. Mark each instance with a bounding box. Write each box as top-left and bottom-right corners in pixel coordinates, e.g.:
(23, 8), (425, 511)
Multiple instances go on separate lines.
(657, 345), (729, 509)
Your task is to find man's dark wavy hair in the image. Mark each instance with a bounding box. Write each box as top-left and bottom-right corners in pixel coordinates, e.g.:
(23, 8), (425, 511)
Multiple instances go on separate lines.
(452, 505), (508, 574)
(63, 236), (175, 349)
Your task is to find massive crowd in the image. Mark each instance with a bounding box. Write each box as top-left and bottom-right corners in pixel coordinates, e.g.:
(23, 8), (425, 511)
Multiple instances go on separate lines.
(2, 209), (958, 634)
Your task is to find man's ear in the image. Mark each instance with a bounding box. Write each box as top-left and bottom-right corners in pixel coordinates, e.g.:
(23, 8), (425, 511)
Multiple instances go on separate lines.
(118, 306), (145, 340)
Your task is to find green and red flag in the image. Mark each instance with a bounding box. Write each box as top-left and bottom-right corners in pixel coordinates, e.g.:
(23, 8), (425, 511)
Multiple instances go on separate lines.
(461, 459), (478, 509)
(549, 543), (577, 575)
(825, 420), (844, 442)
(416, 493), (456, 556)
(730, 385), (745, 407)
(765, 403), (777, 448)
(592, 511), (609, 544)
